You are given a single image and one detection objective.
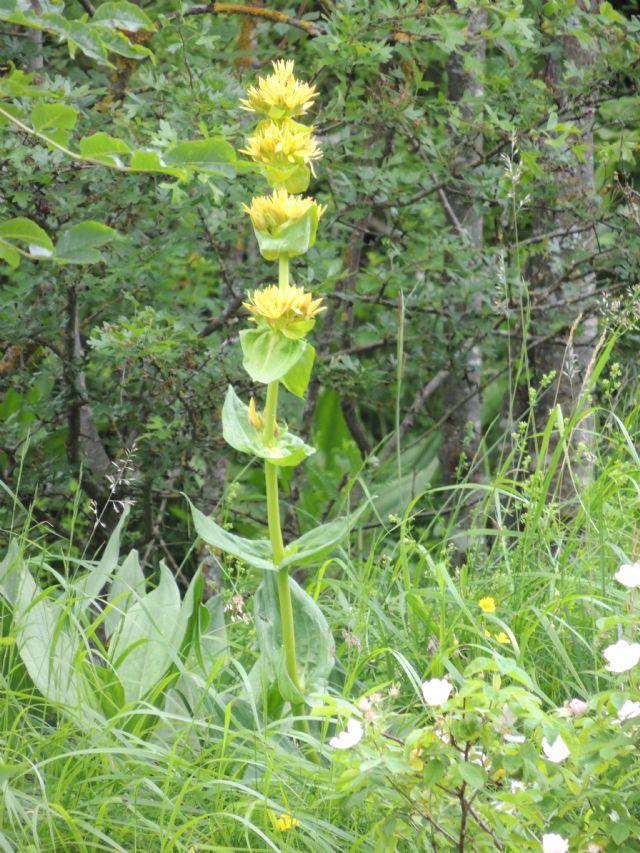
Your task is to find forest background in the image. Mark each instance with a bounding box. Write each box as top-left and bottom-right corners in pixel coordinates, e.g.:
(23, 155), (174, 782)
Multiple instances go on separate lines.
(2, 0), (638, 563)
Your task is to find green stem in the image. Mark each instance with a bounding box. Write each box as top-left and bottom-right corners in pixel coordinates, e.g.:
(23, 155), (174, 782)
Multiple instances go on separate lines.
(279, 255), (289, 291)
(263, 376), (302, 695)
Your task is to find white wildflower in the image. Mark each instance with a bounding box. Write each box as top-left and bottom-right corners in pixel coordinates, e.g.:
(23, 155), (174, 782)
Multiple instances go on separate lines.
(604, 640), (640, 673)
(614, 562), (640, 589)
(329, 719), (363, 750)
(541, 735), (570, 763)
(421, 678), (454, 707)
(615, 700), (640, 723)
(542, 833), (569, 853)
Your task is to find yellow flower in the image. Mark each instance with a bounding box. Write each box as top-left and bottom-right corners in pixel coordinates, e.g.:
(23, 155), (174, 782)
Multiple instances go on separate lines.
(483, 629), (491, 638)
(276, 813), (300, 832)
(248, 397), (264, 430)
(241, 118), (322, 174)
(244, 283), (324, 338)
(478, 596), (496, 614)
(242, 188), (326, 233)
(241, 60), (318, 119)
(494, 632), (511, 644)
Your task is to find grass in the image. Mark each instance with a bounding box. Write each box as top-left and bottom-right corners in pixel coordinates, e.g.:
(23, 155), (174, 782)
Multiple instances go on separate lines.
(0, 392), (639, 851)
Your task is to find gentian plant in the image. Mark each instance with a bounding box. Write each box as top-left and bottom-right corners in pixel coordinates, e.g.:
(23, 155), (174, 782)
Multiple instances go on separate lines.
(191, 61), (362, 710)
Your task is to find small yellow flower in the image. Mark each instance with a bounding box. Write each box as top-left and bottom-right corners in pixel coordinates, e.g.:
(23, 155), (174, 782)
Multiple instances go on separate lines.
(241, 60), (318, 119)
(248, 397), (264, 430)
(494, 632), (511, 645)
(244, 283), (324, 337)
(243, 188), (326, 233)
(483, 629), (491, 638)
(276, 813), (301, 832)
(478, 596), (496, 614)
(241, 118), (322, 174)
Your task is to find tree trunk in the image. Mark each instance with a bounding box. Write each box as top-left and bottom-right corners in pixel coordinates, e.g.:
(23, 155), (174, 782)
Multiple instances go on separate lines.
(438, 9), (486, 496)
(528, 2), (599, 498)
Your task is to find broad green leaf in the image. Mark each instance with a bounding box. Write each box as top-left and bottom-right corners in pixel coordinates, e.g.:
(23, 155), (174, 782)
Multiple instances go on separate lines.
(189, 500), (275, 572)
(222, 385), (315, 467)
(92, 1), (154, 31)
(282, 342), (315, 398)
(253, 204), (319, 260)
(55, 220), (117, 264)
(30, 102), (78, 131)
(0, 241), (21, 267)
(457, 762), (488, 789)
(254, 572), (334, 700)
(0, 217), (54, 252)
(0, 539), (22, 605)
(240, 328), (306, 385)
(165, 138), (236, 177)
(97, 26), (154, 61)
(104, 547), (145, 638)
(280, 502), (368, 570)
(129, 149), (185, 177)
(76, 505), (130, 613)
(79, 131), (131, 165)
(10, 561), (87, 707)
(108, 561), (184, 702)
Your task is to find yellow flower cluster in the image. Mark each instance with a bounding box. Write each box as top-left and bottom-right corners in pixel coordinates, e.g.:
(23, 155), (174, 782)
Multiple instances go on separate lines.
(242, 188), (326, 234)
(275, 813), (301, 832)
(241, 60), (318, 119)
(241, 118), (322, 175)
(241, 60), (325, 234)
(243, 283), (325, 326)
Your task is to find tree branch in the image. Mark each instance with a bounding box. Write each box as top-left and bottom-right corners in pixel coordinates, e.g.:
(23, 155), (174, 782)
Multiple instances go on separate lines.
(183, 3), (322, 36)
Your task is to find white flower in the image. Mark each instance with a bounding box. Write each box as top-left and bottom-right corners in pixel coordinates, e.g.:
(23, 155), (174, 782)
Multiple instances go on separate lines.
(510, 780), (526, 793)
(329, 719), (363, 750)
(614, 562), (640, 589)
(566, 698), (588, 717)
(604, 640), (640, 673)
(504, 732), (526, 744)
(421, 678), (454, 707)
(615, 700), (640, 722)
(541, 734), (570, 763)
(542, 833), (569, 853)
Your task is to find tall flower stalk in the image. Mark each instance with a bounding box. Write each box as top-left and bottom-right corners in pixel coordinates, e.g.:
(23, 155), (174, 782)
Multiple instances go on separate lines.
(235, 61), (325, 694)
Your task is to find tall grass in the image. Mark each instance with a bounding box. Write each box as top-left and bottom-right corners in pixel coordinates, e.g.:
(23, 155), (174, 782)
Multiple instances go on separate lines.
(1, 385), (638, 851)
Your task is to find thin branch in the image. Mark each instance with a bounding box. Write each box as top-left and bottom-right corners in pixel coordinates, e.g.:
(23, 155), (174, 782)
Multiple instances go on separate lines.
(182, 2), (322, 36)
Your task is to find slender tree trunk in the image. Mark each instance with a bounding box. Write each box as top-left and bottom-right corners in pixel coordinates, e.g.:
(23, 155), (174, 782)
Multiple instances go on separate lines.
(64, 282), (112, 481)
(438, 9), (486, 494)
(528, 2), (599, 497)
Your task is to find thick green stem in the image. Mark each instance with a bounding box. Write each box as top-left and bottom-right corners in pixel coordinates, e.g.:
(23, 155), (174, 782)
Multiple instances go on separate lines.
(279, 255), (289, 291)
(263, 373), (302, 694)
